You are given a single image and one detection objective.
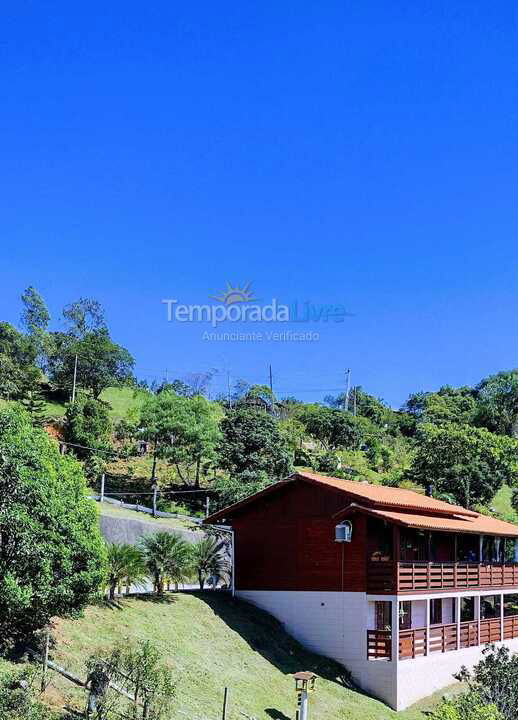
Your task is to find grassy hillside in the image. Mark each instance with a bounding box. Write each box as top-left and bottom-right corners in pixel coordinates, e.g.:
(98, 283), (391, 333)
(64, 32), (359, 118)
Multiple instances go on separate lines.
(34, 593), (456, 720)
(43, 386), (149, 421)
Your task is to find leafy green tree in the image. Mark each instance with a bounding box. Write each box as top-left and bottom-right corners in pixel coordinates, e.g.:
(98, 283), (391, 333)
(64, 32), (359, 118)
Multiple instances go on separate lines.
(106, 543), (147, 600)
(46, 328), (134, 398)
(191, 537), (230, 589)
(0, 322), (40, 399)
(21, 389), (48, 427)
(139, 391), (222, 486)
(295, 404), (364, 451)
(403, 385), (478, 427)
(454, 645), (518, 720)
(63, 297), (106, 337)
(407, 423), (517, 508)
(216, 407), (293, 503)
(138, 532), (191, 595)
(20, 286), (50, 361)
(0, 406), (106, 650)
(63, 394), (112, 458)
(475, 370), (518, 437)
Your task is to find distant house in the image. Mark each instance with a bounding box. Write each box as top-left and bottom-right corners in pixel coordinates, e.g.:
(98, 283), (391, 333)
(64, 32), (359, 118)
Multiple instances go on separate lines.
(205, 471), (518, 710)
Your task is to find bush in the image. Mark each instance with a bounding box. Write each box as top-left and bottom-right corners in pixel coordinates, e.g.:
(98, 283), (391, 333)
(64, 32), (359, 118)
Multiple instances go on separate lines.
(0, 666), (55, 720)
(430, 693), (502, 720)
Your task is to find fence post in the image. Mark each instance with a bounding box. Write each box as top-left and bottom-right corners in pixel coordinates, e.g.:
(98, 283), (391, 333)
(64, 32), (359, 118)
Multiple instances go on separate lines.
(40, 629), (50, 694)
(100, 473), (105, 503)
(222, 686), (229, 720)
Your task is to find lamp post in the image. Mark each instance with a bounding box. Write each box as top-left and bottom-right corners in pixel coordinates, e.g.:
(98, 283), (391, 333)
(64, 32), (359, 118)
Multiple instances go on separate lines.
(293, 672), (316, 720)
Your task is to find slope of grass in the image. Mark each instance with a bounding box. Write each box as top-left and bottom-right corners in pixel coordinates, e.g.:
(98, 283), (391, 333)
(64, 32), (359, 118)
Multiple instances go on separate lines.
(492, 485), (517, 522)
(36, 594), (455, 720)
(96, 498), (199, 531)
(41, 386), (150, 422)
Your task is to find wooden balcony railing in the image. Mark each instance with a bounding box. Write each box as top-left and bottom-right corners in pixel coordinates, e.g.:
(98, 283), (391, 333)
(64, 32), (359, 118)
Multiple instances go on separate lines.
(367, 630), (392, 660)
(367, 561), (518, 594)
(459, 620), (478, 648)
(399, 627), (426, 659)
(373, 614), (518, 662)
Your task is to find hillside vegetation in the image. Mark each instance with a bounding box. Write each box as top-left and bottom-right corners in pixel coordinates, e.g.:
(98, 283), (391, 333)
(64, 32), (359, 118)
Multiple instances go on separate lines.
(37, 594), (454, 720)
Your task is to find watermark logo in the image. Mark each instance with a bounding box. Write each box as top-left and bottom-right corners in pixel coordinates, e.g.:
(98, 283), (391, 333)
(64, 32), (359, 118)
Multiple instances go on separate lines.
(161, 282), (352, 341)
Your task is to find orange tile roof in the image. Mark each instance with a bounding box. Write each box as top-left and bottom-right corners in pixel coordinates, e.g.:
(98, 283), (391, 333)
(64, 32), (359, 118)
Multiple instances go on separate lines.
(295, 471), (477, 517)
(338, 504), (518, 537)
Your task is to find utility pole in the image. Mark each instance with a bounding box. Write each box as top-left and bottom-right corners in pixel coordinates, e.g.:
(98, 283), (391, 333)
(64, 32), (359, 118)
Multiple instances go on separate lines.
(221, 687), (229, 720)
(227, 371), (232, 409)
(40, 628), (50, 694)
(152, 482), (158, 518)
(344, 369), (351, 412)
(353, 387), (357, 416)
(205, 496), (210, 518)
(71, 354), (78, 403)
(269, 364), (274, 414)
(100, 473), (105, 502)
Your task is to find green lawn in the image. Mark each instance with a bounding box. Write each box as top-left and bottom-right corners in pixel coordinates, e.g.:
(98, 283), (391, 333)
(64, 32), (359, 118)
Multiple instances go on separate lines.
(33, 593), (456, 720)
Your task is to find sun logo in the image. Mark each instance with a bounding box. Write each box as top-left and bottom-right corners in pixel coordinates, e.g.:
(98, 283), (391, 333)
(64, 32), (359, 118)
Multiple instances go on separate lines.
(210, 282), (255, 305)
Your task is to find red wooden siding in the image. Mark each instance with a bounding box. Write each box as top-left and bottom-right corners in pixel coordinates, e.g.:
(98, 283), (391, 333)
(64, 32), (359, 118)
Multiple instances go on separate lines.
(232, 480), (367, 592)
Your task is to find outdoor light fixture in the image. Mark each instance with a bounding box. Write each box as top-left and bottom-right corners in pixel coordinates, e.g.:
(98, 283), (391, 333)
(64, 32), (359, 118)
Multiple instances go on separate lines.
(335, 520), (353, 543)
(293, 672), (317, 720)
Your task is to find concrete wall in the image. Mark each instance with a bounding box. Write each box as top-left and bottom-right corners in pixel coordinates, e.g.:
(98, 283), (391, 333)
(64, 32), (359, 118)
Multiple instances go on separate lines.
(237, 589), (397, 708)
(99, 515), (200, 546)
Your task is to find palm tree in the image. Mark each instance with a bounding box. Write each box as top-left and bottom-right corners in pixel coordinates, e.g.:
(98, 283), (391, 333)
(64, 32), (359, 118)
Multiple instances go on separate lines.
(106, 543), (144, 600)
(122, 545), (148, 595)
(191, 537), (230, 590)
(139, 532), (191, 595)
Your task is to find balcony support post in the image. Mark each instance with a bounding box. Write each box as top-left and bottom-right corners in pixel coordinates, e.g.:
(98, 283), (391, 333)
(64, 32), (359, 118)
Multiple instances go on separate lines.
(425, 597), (430, 656)
(500, 592), (504, 642)
(476, 595), (481, 644)
(391, 598), (399, 664)
(455, 595), (461, 650)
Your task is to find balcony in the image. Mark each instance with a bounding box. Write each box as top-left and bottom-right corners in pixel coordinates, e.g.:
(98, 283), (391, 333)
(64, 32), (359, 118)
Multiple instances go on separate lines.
(367, 561), (518, 595)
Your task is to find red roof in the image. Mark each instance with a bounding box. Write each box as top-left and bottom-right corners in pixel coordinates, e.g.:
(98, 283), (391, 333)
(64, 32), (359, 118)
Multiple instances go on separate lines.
(205, 471), (518, 537)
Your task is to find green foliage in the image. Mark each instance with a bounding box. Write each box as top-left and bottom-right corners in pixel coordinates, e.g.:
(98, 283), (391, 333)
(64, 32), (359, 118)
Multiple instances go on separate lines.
(454, 645), (518, 720)
(295, 404), (364, 451)
(106, 543), (147, 599)
(475, 370), (518, 437)
(62, 297), (106, 337)
(430, 693), (503, 720)
(0, 322), (40, 400)
(86, 639), (176, 720)
(0, 666), (55, 720)
(191, 537), (230, 590)
(64, 394), (112, 460)
(216, 407), (293, 504)
(47, 328), (134, 399)
(21, 389), (48, 427)
(404, 386), (478, 427)
(407, 422), (517, 507)
(139, 391), (222, 486)
(20, 286), (51, 362)
(0, 406), (106, 650)
(138, 532), (191, 594)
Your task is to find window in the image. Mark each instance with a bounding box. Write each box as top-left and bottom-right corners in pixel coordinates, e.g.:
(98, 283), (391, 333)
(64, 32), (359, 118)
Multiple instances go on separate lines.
(460, 596), (475, 622)
(399, 601), (412, 630)
(480, 595), (501, 620)
(375, 601), (392, 631)
(503, 594), (518, 618)
(430, 598), (442, 625)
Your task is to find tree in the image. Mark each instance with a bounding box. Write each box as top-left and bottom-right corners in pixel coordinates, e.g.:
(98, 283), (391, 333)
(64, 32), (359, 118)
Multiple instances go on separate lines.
(406, 423), (517, 508)
(295, 404), (364, 451)
(0, 322), (41, 399)
(139, 391), (222, 486)
(106, 543), (147, 600)
(475, 370), (518, 437)
(430, 694), (503, 720)
(62, 297), (106, 337)
(20, 286), (50, 361)
(403, 385), (478, 427)
(216, 407), (293, 503)
(46, 328), (134, 398)
(0, 406), (106, 650)
(453, 645), (518, 720)
(21, 389), (48, 427)
(191, 537), (230, 589)
(63, 394), (112, 458)
(138, 532), (191, 595)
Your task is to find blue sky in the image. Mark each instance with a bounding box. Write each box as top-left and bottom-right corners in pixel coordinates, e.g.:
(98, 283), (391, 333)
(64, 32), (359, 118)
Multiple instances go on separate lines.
(1, 2), (517, 406)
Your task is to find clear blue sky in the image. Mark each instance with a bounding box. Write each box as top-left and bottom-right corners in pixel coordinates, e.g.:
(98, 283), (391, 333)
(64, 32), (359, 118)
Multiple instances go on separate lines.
(1, 2), (517, 406)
